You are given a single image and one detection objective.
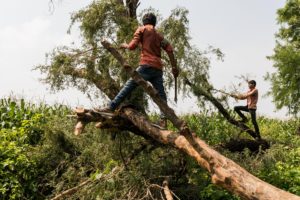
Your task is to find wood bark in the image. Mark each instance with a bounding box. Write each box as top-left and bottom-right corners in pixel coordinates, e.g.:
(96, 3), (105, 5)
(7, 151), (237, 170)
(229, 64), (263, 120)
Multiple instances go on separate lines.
(72, 40), (300, 200)
(125, 0), (140, 18)
(162, 179), (173, 200)
(74, 107), (300, 200)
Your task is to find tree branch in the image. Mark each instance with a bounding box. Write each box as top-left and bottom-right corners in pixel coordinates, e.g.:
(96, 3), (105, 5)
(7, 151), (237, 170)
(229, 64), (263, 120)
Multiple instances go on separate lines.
(101, 40), (216, 175)
(73, 104), (300, 200)
(91, 40), (300, 200)
(163, 179), (174, 200)
(50, 137), (152, 200)
(185, 79), (260, 139)
(50, 179), (91, 200)
(62, 65), (120, 100)
(125, 0), (140, 18)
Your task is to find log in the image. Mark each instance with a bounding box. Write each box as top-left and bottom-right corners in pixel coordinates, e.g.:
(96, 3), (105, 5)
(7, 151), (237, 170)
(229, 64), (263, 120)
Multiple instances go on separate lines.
(119, 108), (300, 200)
(73, 107), (300, 200)
(72, 40), (300, 200)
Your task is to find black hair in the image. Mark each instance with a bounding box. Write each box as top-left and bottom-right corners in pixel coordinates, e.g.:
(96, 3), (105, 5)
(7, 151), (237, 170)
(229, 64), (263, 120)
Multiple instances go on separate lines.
(142, 13), (157, 26)
(248, 80), (256, 86)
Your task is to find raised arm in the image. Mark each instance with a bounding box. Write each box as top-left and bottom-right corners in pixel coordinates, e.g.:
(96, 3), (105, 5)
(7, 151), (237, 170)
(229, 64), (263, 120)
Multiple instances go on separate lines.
(120, 27), (143, 50)
(232, 89), (257, 100)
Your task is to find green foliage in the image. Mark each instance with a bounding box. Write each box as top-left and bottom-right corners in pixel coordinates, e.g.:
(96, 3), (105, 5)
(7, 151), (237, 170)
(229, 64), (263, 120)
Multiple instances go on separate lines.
(183, 111), (237, 145)
(20, 0), (300, 198)
(0, 132), (37, 200)
(158, 7), (224, 96)
(0, 98), (33, 129)
(0, 98), (70, 199)
(0, 98), (46, 145)
(221, 117), (300, 198)
(200, 184), (239, 200)
(277, 0), (300, 45)
(1, 97), (300, 199)
(250, 118), (300, 195)
(0, 99), (42, 199)
(258, 148), (300, 195)
(266, 43), (300, 116)
(34, 107), (300, 199)
(266, 0), (300, 116)
(35, 1), (224, 110)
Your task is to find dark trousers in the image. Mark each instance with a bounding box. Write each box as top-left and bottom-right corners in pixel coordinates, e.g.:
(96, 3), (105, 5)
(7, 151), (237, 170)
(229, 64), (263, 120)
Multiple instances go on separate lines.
(110, 65), (167, 118)
(234, 105), (260, 137)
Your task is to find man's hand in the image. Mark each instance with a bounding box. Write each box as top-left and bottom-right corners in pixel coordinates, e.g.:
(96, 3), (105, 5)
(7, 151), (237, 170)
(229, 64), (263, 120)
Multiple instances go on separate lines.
(120, 43), (129, 49)
(172, 67), (179, 78)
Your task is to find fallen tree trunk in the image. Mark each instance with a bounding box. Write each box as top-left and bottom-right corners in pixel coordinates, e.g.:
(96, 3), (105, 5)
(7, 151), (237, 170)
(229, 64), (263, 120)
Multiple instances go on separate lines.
(74, 108), (300, 200)
(71, 40), (300, 200)
(101, 40), (214, 166)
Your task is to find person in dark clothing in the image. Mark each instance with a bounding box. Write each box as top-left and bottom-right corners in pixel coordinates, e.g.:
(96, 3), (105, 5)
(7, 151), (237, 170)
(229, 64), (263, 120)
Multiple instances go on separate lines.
(231, 80), (261, 139)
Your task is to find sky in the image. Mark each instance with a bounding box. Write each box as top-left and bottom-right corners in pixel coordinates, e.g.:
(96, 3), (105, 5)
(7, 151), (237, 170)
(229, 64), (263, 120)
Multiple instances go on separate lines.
(0, 0), (288, 118)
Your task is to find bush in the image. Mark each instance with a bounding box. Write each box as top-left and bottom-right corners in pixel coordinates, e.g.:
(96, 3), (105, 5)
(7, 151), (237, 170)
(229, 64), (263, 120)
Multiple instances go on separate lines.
(1, 98), (300, 199)
(0, 129), (38, 199)
(0, 98), (69, 199)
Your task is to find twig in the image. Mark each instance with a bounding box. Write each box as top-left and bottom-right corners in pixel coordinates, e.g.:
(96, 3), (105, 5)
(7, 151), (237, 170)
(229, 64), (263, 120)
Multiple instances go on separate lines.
(211, 88), (233, 96)
(162, 180), (173, 200)
(50, 179), (92, 200)
(50, 166), (123, 200)
(50, 140), (154, 200)
(149, 183), (181, 200)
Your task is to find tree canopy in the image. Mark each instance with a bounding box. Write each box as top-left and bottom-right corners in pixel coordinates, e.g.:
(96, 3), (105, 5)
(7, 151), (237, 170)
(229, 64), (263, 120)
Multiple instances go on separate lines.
(266, 0), (300, 116)
(36, 0), (225, 112)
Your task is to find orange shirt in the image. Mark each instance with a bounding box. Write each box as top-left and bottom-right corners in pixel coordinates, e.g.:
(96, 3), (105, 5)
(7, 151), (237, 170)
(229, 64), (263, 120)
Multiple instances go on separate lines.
(239, 88), (258, 109)
(128, 24), (173, 70)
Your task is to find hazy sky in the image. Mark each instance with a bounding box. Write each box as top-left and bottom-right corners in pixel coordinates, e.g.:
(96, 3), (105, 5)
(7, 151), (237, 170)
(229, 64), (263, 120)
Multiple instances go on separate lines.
(0, 0), (288, 118)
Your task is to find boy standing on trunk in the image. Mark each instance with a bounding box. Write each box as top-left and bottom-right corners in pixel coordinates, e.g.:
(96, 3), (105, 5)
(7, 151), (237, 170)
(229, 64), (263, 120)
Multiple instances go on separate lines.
(231, 80), (261, 139)
(99, 13), (179, 129)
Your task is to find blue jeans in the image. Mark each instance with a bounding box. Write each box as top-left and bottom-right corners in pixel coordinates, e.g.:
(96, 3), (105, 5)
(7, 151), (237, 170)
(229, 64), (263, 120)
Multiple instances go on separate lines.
(109, 65), (167, 118)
